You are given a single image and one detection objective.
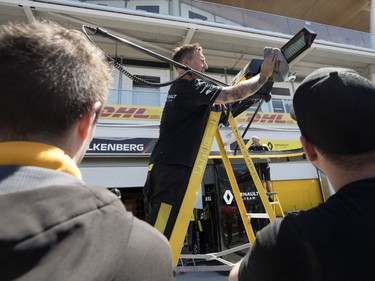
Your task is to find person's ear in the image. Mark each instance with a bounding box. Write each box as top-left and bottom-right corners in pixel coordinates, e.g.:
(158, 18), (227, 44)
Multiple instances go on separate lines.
(182, 57), (190, 66)
(300, 135), (318, 162)
(78, 101), (102, 140)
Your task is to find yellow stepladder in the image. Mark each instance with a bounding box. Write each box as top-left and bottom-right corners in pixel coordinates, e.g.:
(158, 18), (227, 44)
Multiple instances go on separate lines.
(226, 114), (282, 222)
(168, 110), (220, 266)
(169, 110), (258, 266)
(267, 192), (285, 217)
(243, 135), (285, 219)
(169, 108), (284, 266)
(215, 128), (256, 243)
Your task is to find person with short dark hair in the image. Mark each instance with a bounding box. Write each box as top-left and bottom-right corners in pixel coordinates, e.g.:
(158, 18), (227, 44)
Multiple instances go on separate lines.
(143, 43), (276, 239)
(229, 67), (375, 281)
(0, 20), (174, 281)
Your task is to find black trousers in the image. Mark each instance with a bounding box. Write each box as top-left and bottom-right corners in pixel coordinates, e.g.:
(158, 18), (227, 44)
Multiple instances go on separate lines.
(143, 164), (192, 239)
(254, 163), (271, 181)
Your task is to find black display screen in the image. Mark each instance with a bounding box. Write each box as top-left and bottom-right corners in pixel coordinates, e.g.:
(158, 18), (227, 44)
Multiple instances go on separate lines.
(281, 27), (317, 63)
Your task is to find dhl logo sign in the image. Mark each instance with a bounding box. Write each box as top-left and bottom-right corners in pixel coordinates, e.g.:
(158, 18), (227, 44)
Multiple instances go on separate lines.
(100, 104), (297, 126)
(236, 112), (296, 126)
(100, 105), (162, 120)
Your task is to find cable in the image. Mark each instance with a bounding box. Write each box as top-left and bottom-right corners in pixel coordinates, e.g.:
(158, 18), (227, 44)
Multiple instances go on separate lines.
(112, 60), (193, 87)
(82, 25), (227, 88)
(233, 99), (264, 155)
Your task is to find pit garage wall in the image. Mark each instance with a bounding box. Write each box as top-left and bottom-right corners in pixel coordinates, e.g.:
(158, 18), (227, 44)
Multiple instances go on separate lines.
(79, 113), (322, 211)
(269, 161), (324, 213)
(79, 156), (149, 188)
(79, 155), (323, 216)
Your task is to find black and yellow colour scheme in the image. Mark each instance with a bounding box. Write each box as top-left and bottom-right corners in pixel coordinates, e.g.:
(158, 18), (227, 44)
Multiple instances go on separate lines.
(169, 110), (284, 266)
(154, 202), (173, 235)
(169, 110), (223, 265)
(83, 24), (316, 268)
(165, 27), (320, 262)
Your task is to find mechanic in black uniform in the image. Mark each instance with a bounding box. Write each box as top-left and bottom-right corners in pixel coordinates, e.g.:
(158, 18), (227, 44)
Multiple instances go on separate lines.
(143, 43), (276, 239)
(229, 67), (375, 281)
(249, 135), (272, 193)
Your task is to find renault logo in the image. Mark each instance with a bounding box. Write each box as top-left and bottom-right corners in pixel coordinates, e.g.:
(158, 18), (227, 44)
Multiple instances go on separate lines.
(223, 190), (234, 205)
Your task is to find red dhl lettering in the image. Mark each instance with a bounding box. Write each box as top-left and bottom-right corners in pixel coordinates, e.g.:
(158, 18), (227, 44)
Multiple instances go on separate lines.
(259, 114), (279, 124)
(245, 113), (286, 124)
(100, 106), (115, 117)
(245, 113), (261, 123)
(100, 106), (150, 119)
(274, 114), (287, 124)
(133, 108), (150, 119)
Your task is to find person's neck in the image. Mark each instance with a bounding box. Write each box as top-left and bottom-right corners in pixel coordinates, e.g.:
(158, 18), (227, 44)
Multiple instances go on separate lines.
(324, 164), (375, 192)
(177, 69), (195, 81)
(182, 74), (194, 81)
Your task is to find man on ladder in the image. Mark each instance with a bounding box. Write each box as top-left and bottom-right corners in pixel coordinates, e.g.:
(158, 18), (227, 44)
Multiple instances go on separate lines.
(249, 135), (273, 195)
(142, 43), (276, 240)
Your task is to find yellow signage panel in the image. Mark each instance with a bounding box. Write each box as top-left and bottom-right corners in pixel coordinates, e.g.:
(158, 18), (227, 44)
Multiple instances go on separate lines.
(100, 105), (162, 121)
(268, 140), (302, 151)
(100, 104), (298, 127)
(236, 111), (297, 126)
(247, 139), (302, 151)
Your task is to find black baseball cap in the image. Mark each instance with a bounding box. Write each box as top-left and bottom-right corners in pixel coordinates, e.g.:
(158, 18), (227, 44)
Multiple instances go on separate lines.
(291, 67), (375, 154)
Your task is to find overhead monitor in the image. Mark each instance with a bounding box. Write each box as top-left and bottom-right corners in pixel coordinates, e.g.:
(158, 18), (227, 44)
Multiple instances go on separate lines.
(227, 27), (317, 119)
(281, 27), (317, 63)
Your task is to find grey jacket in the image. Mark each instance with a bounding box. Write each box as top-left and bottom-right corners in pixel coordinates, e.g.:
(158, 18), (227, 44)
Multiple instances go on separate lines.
(0, 165), (174, 281)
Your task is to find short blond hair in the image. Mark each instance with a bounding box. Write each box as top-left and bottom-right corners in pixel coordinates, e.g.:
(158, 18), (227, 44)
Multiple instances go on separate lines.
(172, 43), (202, 64)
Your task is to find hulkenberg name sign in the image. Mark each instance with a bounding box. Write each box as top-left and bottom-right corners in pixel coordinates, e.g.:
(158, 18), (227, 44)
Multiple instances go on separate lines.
(87, 138), (157, 156)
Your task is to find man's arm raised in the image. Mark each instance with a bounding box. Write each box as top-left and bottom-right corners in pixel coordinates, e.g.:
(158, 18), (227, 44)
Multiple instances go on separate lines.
(215, 51), (276, 104)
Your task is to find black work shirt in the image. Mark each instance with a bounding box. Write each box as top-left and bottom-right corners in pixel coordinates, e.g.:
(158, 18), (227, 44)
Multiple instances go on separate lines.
(150, 78), (222, 167)
(239, 178), (375, 281)
(249, 144), (269, 152)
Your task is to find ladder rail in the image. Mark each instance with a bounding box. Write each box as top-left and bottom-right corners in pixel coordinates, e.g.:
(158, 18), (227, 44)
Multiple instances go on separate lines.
(169, 110), (285, 266)
(215, 128), (256, 243)
(227, 114), (277, 221)
(169, 111), (222, 266)
(269, 192), (285, 217)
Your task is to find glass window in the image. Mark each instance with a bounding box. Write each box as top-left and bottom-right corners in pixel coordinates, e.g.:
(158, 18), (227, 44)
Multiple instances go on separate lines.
(284, 99), (293, 113)
(189, 11), (208, 21)
(132, 75), (161, 106)
(243, 10), (290, 34)
(272, 99), (285, 113)
(271, 87), (291, 97)
(136, 5), (160, 14)
(326, 25), (366, 48)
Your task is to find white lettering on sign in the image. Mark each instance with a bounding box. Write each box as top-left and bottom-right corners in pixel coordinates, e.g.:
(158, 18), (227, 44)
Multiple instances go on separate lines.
(89, 143), (144, 152)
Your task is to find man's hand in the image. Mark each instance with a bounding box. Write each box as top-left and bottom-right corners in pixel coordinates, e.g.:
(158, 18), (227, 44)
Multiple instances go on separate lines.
(215, 51), (276, 105)
(260, 50), (277, 80)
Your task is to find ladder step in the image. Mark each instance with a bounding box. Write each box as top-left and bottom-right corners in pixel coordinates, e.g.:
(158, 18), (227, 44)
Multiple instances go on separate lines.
(269, 201), (280, 205)
(246, 213), (269, 219)
(266, 192), (278, 196)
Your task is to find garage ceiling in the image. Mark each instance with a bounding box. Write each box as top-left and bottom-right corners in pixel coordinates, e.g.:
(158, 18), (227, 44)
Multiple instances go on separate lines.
(205, 0), (372, 32)
(0, 0), (374, 81)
